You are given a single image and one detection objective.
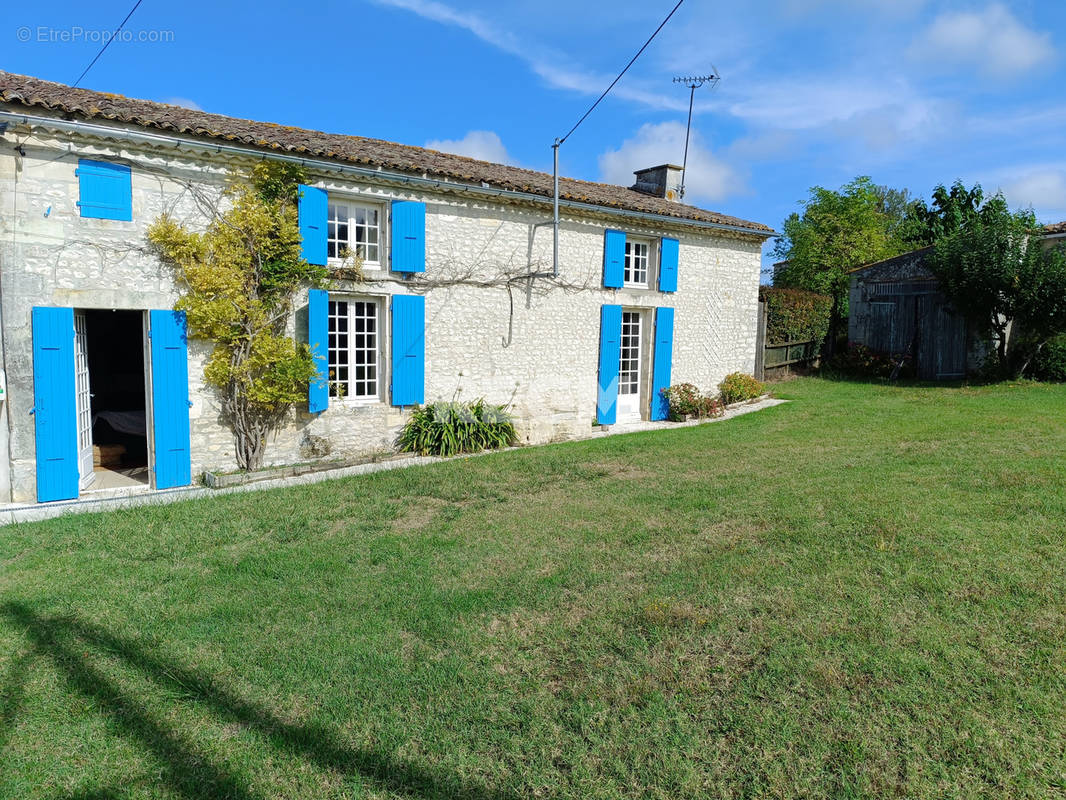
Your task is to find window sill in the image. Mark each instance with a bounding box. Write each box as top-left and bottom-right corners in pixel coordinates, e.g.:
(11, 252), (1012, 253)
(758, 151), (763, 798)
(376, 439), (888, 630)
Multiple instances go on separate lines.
(328, 398), (385, 408)
(327, 261), (384, 271)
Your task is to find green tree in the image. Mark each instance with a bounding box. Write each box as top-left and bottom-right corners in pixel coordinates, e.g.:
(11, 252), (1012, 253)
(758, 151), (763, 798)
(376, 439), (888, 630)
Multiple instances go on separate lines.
(147, 163), (328, 470)
(929, 195), (1066, 377)
(773, 176), (908, 346)
(873, 184), (917, 241)
(900, 180), (985, 247)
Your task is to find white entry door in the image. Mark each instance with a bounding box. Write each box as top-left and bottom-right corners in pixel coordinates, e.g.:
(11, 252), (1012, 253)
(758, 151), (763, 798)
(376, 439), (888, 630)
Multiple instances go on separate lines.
(617, 310), (642, 421)
(74, 310), (94, 489)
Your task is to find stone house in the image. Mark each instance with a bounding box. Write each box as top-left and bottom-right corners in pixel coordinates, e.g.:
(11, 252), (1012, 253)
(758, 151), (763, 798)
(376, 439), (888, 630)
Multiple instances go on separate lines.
(1042, 221), (1066, 251)
(0, 72), (773, 505)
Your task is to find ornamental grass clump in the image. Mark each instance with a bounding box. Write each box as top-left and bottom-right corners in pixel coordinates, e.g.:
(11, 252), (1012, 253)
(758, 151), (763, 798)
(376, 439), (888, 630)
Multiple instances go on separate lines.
(719, 373), (765, 405)
(398, 399), (517, 457)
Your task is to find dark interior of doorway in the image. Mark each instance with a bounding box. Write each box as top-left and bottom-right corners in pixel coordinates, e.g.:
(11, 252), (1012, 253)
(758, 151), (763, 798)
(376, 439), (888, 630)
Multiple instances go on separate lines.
(85, 310), (148, 487)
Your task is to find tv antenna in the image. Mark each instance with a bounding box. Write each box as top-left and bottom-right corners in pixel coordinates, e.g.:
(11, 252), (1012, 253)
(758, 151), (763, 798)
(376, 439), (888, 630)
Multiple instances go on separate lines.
(673, 69), (719, 201)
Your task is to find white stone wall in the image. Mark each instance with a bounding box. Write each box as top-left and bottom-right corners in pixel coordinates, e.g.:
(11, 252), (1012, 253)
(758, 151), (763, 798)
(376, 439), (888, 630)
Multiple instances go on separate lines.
(0, 125), (764, 503)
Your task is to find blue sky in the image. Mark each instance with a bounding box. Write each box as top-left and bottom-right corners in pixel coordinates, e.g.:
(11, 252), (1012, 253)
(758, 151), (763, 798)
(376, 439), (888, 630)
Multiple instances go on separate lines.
(7, 0), (1066, 272)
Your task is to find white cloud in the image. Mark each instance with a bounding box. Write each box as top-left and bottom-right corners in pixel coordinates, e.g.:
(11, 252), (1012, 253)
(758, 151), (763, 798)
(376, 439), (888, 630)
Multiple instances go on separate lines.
(996, 167), (1066, 222)
(726, 77), (924, 132)
(598, 121), (742, 203)
(160, 96), (202, 111)
(836, 96), (952, 151)
(908, 4), (1055, 77)
(726, 130), (795, 161)
(720, 75), (951, 154)
(370, 0), (687, 111)
(780, 0), (925, 17)
(425, 130), (511, 163)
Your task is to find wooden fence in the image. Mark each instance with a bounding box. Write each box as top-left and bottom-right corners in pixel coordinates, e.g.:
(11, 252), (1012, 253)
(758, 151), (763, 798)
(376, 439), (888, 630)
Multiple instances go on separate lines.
(754, 301), (820, 379)
(764, 339), (819, 369)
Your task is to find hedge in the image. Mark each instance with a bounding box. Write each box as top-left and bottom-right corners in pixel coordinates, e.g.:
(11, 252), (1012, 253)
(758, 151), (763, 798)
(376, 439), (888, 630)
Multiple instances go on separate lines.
(1030, 334), (1066, 382)
(759, 286), (833, 346)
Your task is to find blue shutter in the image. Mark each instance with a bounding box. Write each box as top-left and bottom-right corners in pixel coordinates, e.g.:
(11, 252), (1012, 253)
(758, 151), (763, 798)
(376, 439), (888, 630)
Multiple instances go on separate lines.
(391, 200), (426, 273)
(308, 289), (329, 413)
(650, 307), (675, 421)
(298, 184), (328, 266)
(659, 237), (679, 293)
(596, 304), (622, 424)
(76, 159), (132, 221)
(149, 310), (192, 489)
(603, 229), (626, 288)
(391, 294), (425, 406)
(32, 307), (79, 502)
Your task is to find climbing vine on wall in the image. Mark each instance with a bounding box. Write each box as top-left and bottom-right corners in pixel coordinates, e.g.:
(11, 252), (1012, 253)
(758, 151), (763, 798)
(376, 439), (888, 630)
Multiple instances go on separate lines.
(146, 162), (327, 471)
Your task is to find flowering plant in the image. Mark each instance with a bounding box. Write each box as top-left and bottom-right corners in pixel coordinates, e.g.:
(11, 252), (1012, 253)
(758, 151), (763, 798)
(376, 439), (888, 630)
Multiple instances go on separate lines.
(661, 383), (724, 421)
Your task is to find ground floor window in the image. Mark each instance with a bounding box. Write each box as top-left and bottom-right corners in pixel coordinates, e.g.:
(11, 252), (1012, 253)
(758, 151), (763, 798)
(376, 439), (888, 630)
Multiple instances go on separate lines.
(328, 298), (381, 400)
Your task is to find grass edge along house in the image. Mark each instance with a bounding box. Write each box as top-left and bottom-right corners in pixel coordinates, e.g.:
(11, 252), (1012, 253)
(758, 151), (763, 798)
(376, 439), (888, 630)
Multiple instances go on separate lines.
(0, 72), (773, 505)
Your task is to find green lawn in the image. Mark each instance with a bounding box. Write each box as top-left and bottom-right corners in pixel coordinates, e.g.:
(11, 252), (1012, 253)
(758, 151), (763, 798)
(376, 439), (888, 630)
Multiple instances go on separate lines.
(3, 378), (1066, 799)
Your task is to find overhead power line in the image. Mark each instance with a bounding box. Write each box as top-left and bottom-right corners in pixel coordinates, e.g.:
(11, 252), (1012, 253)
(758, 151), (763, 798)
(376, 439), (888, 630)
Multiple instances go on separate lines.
(556, 0), (686, 145)
(72, 0), (146, 88)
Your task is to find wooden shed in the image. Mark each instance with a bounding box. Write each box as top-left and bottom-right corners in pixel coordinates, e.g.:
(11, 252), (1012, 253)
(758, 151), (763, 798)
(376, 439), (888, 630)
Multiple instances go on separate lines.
(847, 248), (973, 380)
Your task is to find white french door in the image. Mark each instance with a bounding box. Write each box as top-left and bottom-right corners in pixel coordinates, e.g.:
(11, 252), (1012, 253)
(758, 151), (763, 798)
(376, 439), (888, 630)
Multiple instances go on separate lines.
(74, 310), (94, 488)
(617, 310), (642, 421)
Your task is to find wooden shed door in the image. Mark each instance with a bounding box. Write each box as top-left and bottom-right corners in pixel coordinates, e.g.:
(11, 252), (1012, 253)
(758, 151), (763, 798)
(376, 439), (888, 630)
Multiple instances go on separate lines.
(868, 302), (897, 353)
(934, 304), (967, 379)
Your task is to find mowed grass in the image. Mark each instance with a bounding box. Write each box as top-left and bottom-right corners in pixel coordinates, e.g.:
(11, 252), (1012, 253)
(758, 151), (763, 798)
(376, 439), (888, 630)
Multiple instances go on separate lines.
(2, 378), (1066, 799)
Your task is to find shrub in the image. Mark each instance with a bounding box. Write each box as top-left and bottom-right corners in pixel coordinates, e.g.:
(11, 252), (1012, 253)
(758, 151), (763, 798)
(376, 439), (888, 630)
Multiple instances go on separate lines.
(397, 399), (517, 457)
(824, 343), (914, 379)
(719, 373), (764, 404)
(1030, 334), (1066, 382)
(661, 383), (724, 421)
(759, 286), (833, 345)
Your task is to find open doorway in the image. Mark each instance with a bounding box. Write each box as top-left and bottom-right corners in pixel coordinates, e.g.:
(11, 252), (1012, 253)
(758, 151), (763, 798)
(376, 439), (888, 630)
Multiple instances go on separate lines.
(78, 309), (149, 490)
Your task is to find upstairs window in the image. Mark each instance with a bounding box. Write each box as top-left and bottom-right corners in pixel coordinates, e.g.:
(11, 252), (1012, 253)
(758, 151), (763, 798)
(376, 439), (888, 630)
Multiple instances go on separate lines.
(624, 238), (651, 288)
(328, 199), (382, 266)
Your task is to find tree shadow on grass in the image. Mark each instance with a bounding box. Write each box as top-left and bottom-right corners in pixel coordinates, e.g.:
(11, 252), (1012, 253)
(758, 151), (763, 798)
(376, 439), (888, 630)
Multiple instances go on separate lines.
(0, 648), (32, 756)
(802, 368), (970, 389)
(3, 601), (519, 800)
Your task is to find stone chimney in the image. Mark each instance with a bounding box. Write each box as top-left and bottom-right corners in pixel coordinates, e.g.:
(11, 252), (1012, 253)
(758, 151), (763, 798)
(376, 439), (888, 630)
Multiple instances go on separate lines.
(631, 164), (684, 202)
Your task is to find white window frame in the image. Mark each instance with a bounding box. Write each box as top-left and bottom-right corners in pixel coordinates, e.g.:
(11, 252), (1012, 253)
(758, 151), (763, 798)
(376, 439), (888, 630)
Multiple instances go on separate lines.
(624, 237), (654, 289)
(327, 195), (387, 270)
(327, 296), (385, 404)
(619, 310), (643, 398)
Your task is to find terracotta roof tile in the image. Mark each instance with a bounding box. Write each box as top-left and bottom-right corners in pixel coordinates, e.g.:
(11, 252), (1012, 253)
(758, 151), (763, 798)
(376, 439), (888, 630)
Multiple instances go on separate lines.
(0, 71), (773, 235)
(1045, 221), (1066, 235)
